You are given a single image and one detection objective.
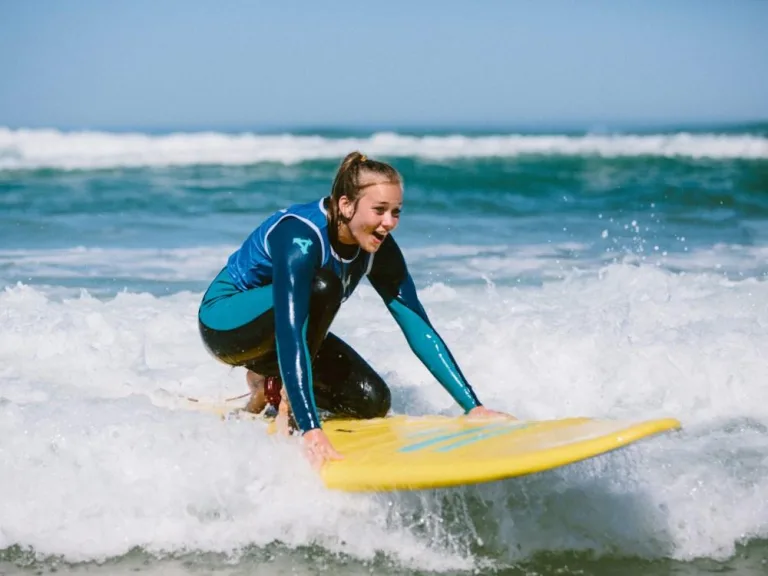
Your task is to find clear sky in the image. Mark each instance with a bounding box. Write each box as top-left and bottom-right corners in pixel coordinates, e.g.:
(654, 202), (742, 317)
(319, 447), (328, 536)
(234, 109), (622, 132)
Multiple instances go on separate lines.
(1, 0), (766, 129)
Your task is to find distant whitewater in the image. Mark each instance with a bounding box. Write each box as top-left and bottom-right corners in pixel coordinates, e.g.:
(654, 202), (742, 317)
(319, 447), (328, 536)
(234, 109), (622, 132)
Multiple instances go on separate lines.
(1, 125), (768, 170)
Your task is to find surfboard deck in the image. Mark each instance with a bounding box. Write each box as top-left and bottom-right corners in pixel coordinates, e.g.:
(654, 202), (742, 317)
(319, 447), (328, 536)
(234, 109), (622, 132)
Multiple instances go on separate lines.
(179, 397), (681, 492)
(319, 415), (680, 491)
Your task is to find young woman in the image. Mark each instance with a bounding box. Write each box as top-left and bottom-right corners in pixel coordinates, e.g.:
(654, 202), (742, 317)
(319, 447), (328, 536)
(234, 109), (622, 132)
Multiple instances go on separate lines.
(198, 151), (509, 467)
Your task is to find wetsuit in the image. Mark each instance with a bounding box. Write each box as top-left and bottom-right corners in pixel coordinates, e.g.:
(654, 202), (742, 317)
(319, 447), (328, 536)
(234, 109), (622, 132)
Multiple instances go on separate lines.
(198, 197), (480, 433)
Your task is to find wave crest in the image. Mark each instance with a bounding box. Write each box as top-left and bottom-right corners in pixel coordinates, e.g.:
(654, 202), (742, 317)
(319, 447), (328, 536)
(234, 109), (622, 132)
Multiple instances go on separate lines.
(1, 127), (767, 170)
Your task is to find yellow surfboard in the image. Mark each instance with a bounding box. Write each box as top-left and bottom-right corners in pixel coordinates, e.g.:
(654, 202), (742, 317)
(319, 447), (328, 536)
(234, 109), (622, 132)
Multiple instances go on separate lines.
(318, 415), (681, 491)
(181, 397), (681, 492)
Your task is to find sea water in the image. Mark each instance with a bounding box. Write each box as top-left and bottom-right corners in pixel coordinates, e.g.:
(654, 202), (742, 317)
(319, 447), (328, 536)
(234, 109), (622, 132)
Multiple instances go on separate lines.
(1, 124), (767, 575)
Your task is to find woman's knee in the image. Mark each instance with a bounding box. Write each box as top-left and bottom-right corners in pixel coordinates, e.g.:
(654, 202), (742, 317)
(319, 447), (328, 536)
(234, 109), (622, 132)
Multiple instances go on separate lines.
(338, 374), (391, 419)
(359, 376), (391, 418)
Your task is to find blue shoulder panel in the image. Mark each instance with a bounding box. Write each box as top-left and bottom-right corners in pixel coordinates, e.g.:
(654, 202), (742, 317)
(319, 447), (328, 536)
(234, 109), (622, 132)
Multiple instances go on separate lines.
(227, 198), (331, 290)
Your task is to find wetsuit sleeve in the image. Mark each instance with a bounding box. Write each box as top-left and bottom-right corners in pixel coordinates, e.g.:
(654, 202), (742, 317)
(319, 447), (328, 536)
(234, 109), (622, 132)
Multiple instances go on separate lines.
(367, 236), (481, 412)
(267, 217), (323, 433)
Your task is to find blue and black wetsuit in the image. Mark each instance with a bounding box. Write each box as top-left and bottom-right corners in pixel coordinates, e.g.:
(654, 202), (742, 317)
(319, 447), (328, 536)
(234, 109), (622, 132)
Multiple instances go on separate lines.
(198, 198), (481, 433)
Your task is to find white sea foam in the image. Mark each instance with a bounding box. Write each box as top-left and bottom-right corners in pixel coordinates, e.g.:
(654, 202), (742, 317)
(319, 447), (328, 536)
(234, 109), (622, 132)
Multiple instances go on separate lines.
(1, 258), (767, 568)
(0, 246), (231, 284)
(2, 242), (766, 304)
(1, 127), (767, 170)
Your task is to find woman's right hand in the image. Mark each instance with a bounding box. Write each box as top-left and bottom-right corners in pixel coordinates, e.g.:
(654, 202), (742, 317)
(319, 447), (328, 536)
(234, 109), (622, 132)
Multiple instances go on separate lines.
(302, 428), (344, 470)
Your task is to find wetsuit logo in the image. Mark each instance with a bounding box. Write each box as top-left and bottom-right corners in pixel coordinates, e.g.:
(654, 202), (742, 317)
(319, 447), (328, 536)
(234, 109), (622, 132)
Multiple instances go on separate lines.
(292, 237), (313, 255)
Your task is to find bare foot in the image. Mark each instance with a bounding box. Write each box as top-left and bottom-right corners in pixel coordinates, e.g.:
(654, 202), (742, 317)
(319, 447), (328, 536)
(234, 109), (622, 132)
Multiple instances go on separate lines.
(244, 370), (267, 414)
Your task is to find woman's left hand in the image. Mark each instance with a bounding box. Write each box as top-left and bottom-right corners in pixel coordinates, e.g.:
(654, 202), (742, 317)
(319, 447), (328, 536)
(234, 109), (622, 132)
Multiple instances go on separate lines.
(467, 406), (517, 420)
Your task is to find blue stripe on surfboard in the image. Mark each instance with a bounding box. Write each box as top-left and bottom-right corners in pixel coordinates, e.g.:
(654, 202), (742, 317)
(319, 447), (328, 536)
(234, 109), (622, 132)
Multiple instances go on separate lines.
(398, 424), (508, 452)
(398, 422), (528, 453)
(434, 424), (532, 452)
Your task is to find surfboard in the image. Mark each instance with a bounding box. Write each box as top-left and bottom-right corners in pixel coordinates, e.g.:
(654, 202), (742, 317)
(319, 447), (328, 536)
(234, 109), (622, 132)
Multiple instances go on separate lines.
(318, 415), (680, 491)
(180, 397), (681, 492)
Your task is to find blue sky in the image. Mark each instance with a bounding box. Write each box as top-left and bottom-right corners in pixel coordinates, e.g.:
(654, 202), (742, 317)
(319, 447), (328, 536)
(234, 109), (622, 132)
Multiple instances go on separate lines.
(1, 0), (766, 129)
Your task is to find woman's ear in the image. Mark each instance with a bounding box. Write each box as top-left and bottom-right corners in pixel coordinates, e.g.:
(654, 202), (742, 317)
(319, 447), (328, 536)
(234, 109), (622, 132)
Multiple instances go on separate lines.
(338, 196), (355, 220)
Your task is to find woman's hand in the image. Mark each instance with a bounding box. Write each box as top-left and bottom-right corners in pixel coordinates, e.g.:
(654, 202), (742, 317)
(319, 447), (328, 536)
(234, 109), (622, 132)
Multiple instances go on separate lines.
(302, 429), (344, 469)
(273, 383), (343, 468)
(467, 405), (517, 420)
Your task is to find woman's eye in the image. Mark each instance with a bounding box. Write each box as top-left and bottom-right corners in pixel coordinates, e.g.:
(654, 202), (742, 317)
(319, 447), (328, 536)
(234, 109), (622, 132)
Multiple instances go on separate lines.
(374, 207), (401, 216)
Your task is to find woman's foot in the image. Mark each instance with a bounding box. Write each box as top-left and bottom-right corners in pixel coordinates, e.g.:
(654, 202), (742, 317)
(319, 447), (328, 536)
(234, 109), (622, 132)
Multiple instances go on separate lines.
(245, 371), (294, 433)
(244, 370), (267, 414)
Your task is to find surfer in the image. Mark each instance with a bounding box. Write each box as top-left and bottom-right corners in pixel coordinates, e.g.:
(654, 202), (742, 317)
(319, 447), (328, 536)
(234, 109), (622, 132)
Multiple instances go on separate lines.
(198, 152), (510, 467)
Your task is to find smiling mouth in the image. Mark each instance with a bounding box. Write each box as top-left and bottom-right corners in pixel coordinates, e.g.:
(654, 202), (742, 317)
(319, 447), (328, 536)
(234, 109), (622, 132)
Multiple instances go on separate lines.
(372, 231), (386, 242)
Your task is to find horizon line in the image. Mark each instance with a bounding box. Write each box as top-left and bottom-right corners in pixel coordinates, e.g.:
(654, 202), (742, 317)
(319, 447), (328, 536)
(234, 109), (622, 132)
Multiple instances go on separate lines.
(2, 117), (767, 135)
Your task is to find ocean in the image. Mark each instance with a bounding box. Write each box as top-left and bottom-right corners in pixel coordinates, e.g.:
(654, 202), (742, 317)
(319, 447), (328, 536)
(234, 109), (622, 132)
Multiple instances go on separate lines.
(1, 124), (767, 575)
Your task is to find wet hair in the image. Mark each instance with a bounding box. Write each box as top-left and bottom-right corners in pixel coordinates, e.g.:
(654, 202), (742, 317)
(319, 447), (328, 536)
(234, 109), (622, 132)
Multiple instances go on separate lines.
(327, 151), (402, 243)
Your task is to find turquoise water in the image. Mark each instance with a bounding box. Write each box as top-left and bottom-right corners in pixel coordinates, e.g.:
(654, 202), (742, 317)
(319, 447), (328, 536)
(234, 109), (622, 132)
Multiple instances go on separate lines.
(1, 124), (767, 575)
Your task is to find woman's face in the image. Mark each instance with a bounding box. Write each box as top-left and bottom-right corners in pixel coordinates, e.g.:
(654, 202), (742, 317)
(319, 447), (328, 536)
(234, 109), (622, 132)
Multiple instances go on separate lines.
(338, 181), (403, 252)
